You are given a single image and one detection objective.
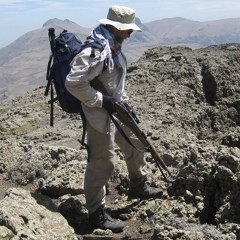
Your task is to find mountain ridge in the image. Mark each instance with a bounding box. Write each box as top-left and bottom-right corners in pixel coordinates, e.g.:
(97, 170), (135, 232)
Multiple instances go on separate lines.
(1, 17), (240, 101)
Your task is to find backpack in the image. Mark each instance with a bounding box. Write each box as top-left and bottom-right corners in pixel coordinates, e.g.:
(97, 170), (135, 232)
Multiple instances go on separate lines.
(44, 28), (104, 147)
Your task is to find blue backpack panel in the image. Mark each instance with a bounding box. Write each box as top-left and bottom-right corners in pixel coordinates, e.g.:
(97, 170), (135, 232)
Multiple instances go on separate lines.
(45, 28), (83, 119)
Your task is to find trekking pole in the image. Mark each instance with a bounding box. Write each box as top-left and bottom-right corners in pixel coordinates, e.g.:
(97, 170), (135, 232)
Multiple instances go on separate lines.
(47, 28), (56, 126)
(48, 28), (57, 61)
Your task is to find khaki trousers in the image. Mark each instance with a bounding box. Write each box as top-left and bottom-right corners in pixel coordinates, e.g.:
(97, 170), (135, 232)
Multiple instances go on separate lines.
(84, 119), (148, 213)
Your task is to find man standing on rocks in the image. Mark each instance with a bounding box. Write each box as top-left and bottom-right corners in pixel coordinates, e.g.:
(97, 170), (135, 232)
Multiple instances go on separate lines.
(66, 5), (163, 233)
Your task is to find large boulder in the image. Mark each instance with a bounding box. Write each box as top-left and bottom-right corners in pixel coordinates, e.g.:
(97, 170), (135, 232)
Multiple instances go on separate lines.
(0, 188), (77, 240)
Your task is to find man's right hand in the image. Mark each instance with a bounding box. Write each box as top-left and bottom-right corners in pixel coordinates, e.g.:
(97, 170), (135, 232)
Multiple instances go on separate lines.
(102, 96), (117, 114)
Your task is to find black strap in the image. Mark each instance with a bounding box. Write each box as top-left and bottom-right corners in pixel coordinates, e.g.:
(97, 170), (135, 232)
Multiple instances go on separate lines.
(77, 107), (89, 150)
(80, 110), (86, 144)
(108, 112), (147, 153)
(50, 81), (54, 127)
(45, 52), (53, 99)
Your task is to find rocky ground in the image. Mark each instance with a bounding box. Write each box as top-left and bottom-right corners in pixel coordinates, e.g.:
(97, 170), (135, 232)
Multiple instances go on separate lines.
(0, 44), (240, 239)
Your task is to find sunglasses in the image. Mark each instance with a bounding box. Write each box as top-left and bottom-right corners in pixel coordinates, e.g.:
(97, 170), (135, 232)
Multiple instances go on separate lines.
(127, 29), (133, 35)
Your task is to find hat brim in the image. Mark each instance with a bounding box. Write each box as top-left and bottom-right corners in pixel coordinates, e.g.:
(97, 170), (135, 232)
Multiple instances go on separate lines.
(98, 18), (142, 32)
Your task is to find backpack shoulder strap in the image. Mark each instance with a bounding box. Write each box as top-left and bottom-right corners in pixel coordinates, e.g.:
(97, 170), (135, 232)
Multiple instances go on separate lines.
(81, 40), (109, 73)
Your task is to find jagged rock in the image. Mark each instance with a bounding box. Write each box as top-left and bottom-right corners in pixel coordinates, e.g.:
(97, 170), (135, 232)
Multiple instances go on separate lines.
(41, 160), (86, 198)
(0, 44), (240, 239)
(0, 226), (14, 239)
(152, 222), (236, 240)
(0, 188), (77, 240)
(57, 194), (88, 229)
(4, 144), (86, 186)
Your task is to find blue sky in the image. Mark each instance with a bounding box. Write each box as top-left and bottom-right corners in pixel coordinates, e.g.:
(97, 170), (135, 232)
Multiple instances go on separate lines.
(1, 0), (240, 48)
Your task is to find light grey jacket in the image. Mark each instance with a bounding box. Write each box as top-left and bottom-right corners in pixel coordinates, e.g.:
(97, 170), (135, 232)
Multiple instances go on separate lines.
(65, 47), (128, 134)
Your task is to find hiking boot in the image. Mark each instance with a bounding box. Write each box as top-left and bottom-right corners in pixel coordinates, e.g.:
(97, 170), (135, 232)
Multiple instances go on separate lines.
(128, 179), (163, 200)
(88, 205), (124, 233)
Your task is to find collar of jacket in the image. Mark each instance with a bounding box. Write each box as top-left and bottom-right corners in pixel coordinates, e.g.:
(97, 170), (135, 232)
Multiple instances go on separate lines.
(90, 24), (123, 69)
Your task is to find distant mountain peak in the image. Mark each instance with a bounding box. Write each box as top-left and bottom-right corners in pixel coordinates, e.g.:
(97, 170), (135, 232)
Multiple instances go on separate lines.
(42, 18), (77, 28)
(135, 17), (149, 32)
(162, 17), (191, 21)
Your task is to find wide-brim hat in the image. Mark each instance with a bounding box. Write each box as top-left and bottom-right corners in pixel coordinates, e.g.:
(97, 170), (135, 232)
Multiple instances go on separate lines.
(98, 5), (142, 32)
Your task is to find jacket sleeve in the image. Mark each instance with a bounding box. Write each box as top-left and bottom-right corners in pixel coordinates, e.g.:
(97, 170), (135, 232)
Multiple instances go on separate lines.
(65, 47), (104, 108)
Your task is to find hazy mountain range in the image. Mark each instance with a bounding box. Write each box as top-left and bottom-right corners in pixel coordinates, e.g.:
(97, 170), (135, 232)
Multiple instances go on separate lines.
(1, 17), (240, 100)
